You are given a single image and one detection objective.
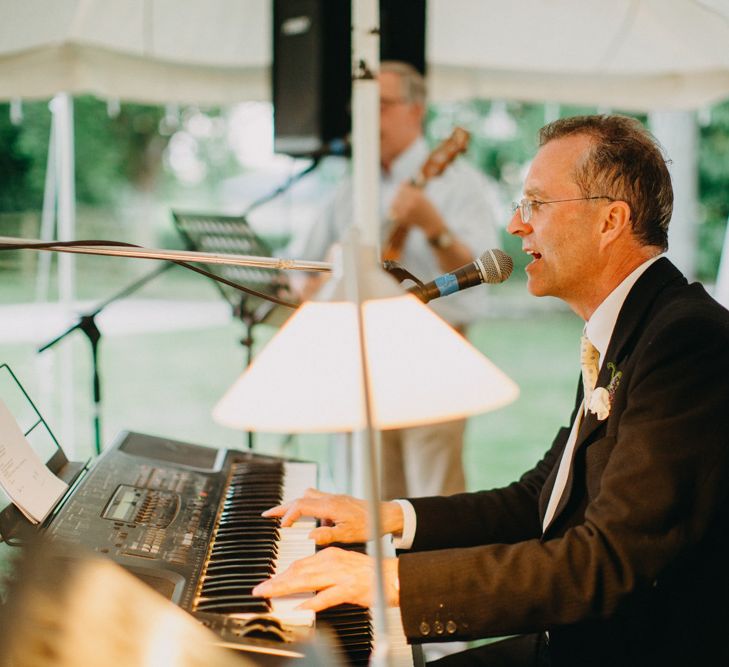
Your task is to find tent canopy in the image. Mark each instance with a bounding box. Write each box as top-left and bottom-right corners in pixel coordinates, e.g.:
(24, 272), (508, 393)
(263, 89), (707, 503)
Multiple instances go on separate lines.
(0, 0), (270, 106)
(430, 0), (729, 110)
(1, 0), (729, 110)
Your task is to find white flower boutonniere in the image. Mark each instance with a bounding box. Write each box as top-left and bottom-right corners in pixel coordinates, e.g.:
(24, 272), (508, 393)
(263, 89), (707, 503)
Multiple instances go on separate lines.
(588, 387), (611, 420)
(587, 362), (623, 421)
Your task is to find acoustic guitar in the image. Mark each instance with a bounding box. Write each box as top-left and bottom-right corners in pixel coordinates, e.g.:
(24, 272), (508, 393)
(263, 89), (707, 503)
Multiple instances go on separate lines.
(381, 126), (470, 262)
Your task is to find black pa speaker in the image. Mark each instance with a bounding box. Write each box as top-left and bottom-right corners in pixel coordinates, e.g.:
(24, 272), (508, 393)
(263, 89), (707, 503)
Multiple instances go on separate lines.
(272, 0), (351, 157)
(272, 0), (426, 158)
(379, 0), (426, 76)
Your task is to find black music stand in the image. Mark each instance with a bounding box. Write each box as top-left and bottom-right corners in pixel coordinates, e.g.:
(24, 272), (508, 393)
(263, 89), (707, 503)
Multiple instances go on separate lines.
(172, 211), (295, 450)
(36, 262), (176, 456)
(0, 364), (88, 545)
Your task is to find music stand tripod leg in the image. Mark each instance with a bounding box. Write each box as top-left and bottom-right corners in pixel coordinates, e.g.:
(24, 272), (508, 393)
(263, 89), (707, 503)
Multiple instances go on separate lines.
(79, 315), (102, 456)
(239, 307), (255, 451)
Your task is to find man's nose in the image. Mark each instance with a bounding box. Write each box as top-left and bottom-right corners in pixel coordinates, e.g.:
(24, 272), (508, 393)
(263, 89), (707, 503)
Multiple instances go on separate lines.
(506, 209), (529, 236)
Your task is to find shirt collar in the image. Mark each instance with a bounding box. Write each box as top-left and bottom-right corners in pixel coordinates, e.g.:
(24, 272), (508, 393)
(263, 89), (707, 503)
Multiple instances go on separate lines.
(585, 255), (662, 368)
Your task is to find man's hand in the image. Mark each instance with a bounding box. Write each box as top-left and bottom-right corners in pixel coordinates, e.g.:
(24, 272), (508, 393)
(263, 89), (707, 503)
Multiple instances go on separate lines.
(388, 182), (445, 239)
(252, 547), (400, 612)
(262, 488), (404, 546)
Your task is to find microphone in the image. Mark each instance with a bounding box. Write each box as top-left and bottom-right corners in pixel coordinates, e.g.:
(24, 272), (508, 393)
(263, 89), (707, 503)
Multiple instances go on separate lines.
(408, 249), (513, 303)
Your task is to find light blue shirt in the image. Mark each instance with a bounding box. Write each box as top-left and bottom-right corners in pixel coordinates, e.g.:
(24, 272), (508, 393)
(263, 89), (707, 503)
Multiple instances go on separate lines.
(291, 137), (502, 326)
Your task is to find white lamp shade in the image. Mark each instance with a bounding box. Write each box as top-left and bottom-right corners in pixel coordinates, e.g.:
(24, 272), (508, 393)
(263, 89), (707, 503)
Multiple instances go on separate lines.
(363, 295), (518, 427)
(212, 292), (519, 433)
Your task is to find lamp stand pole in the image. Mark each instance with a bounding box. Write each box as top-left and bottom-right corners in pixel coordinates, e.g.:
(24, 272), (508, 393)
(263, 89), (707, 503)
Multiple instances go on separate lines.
(350, 1), (393, 665)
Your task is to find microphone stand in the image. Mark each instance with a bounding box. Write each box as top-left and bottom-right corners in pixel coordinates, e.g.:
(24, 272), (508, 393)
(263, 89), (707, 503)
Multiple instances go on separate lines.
(37, 262), (175, 456)
(381, 260), (424, 287)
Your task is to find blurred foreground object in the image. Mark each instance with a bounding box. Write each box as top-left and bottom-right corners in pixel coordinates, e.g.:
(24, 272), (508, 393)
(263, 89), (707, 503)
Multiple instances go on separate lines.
(0, 540), (256, 667)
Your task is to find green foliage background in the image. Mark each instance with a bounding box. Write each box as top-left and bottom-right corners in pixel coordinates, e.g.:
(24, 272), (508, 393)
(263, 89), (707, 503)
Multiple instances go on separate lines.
(0, 98), (170, 211)
(698, 102), (729, 278)
(1, 96), (728, 281)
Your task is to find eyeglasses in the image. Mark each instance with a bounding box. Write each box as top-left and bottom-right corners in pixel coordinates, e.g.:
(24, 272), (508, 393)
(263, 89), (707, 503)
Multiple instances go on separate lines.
(511, 196), (615, 223)
(379, 97), (408, 110)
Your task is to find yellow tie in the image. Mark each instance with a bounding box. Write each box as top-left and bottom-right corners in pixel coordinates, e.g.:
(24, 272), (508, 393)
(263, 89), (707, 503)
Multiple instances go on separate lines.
(543, 335), (600, 530)
(580, 334), (600, 411)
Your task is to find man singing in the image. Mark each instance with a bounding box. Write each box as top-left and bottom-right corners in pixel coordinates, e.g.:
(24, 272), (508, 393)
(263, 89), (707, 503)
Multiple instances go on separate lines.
(254, 115), (729, 666)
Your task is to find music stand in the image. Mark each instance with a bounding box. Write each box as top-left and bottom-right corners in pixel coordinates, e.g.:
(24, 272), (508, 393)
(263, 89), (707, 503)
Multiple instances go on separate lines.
(172, 211), (295, 450)
(0, 364), (88, 545)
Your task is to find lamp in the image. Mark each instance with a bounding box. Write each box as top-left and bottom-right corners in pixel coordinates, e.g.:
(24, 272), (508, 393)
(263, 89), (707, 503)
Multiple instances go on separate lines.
(213, 237), (519, 433)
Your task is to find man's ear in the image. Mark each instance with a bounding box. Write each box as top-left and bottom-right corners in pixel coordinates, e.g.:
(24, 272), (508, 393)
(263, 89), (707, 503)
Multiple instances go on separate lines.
(410, 102), (426, 124)
(600, 200), (632, 246)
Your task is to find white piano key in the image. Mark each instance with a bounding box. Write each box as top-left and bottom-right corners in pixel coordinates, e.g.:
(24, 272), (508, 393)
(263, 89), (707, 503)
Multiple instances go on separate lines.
(268, 520), (317, 626)
(282, 462), (317, 502)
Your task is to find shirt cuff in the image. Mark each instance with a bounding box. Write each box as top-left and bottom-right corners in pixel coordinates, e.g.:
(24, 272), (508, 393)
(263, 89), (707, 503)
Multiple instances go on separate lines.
(390, 499), (417, 550)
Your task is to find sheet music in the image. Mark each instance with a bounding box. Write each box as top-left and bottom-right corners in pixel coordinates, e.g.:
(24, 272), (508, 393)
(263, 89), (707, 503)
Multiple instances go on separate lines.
(0, 398), (67, 524)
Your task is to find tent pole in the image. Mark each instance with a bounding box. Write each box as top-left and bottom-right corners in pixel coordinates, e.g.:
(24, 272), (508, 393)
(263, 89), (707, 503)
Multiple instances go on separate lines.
(52, 92), (78, 458)
(649, 111), (699, 281)
(53, 92), (76, 303)
(36, 102), (57, 302)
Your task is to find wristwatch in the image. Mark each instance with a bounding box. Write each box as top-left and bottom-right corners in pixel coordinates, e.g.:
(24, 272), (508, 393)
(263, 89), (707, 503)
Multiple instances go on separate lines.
(428, 229), (454, 250)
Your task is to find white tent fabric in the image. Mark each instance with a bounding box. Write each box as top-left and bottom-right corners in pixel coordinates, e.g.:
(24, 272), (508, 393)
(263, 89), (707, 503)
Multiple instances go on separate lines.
(428, 0), (729, 111)
(1, 0), (729, 110)
(0, 0), (271, 105)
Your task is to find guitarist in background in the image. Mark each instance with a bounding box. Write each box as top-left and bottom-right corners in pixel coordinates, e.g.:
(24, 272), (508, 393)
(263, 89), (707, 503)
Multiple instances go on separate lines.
(290, 60), (501, 501)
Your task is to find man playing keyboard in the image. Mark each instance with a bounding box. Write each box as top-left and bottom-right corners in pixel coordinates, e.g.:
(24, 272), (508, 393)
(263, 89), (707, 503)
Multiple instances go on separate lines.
(254, 115), (729, 666)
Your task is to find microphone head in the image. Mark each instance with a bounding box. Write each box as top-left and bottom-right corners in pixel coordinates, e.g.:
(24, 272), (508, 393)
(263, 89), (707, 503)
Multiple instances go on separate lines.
(479, 249), (513, 284)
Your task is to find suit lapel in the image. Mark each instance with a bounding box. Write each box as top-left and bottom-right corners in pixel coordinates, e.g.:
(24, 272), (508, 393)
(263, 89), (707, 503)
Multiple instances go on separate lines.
(577, 258), (684, 442)
(544, 258), (686, 531)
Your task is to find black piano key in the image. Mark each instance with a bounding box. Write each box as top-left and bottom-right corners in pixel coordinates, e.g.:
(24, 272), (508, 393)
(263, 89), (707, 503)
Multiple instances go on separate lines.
(215, 526), (277, 536)
(197, 591), (273, 603)
(213, 527), (278, 538)
(206, 558), (272, 569)
(211, 543), (277, 556)
(317, 603), (374, 666)
(210, 538), (275, 549)
(201, 580), (260, 593)
(201, 579), (266, 594)
(219, 508), (279, 517)
(195, 599), (271, 614)
(202, 569), (267, 580)
(217, 517), (278, 528)
(223, 501), (278, 510)
(217, 567), (273, 579)
(200, 577), (271, 592)
(208, 551), (273, 563)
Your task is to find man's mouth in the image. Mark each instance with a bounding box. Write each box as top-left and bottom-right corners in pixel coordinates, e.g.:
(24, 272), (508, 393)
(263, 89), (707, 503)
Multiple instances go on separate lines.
(525, 249), (542, 261)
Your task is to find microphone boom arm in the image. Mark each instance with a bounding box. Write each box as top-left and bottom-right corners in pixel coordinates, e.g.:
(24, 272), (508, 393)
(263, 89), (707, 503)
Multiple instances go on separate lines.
(0, 236), (333, 273)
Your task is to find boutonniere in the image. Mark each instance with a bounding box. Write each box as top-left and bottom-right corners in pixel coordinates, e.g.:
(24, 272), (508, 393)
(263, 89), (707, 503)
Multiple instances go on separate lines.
(588, 362), (623, 421)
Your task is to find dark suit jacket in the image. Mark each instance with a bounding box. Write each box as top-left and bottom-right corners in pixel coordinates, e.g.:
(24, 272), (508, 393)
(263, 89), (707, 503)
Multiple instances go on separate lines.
(398, 258), (729, 666)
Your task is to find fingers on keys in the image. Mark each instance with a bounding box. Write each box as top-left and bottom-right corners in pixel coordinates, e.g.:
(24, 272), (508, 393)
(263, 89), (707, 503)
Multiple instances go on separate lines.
(261, 488), (333, 527)
(252, 548), (371, 610)
(308, 525), (338, 546)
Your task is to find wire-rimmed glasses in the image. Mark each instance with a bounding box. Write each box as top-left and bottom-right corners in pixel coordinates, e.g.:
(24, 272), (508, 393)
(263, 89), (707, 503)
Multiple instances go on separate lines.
(511, 196), (615, 223)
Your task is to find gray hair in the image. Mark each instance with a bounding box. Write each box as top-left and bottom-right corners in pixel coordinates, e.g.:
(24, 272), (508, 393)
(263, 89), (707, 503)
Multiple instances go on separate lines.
(380, 60), (426, 106)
